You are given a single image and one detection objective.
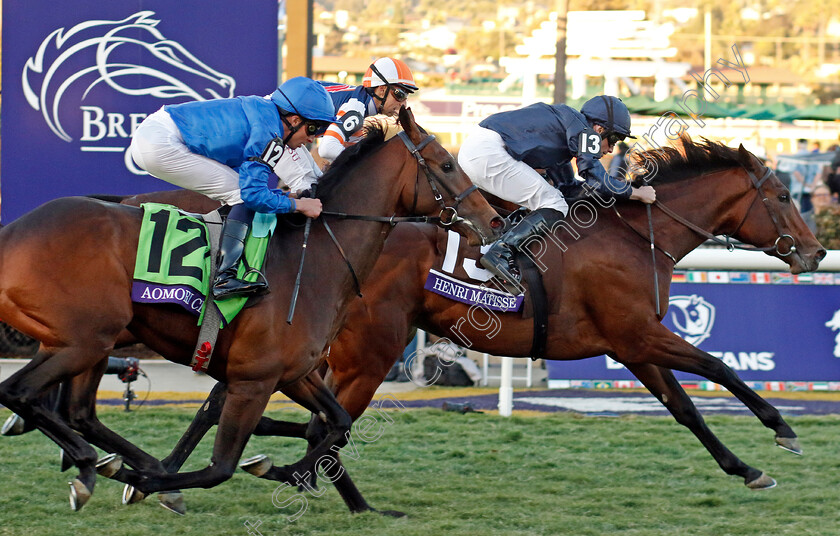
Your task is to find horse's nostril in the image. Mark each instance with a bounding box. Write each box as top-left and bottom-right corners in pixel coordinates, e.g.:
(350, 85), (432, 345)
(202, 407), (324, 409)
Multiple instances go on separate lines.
(490, 217), (504, 230)
(818, 248), (827, 261)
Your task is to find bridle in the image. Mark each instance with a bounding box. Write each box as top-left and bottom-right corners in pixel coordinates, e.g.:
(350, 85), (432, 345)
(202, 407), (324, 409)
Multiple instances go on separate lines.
(651, 166), (796, 257)
(396, 131), (479, 228)
(319, 131), (479, 228)
(612, 164), (798, 319)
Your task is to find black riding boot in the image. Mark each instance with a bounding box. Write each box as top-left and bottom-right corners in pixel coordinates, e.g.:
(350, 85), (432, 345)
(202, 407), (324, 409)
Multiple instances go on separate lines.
(480, 210), (552, 294)
(212, 218), (269, 300)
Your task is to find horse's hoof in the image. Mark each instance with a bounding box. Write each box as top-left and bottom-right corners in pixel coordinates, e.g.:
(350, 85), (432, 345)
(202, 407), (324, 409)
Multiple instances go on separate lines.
(1, 413), (25, 436)
(122, 485), (146, 505)
(240, 454), (272, 477)
(158, 491), (186, 516)
(776, 436), (803, 455)
(59, 449), (74, 472)
(95, 453), (123, 478)
(746, 472), (777, 490)
(68, 478), (92, 511)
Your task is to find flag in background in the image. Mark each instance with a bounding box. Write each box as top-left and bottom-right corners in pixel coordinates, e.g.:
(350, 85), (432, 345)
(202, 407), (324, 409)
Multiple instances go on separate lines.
(729, 272), (751, 283)
(686, 271), (707, 283)
(750, 272), (771, 284)
(707, 271), (730, 283)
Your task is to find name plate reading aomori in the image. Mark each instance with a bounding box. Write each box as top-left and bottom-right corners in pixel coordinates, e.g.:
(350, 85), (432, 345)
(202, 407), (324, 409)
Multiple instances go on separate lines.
(424, 269), (523, 312)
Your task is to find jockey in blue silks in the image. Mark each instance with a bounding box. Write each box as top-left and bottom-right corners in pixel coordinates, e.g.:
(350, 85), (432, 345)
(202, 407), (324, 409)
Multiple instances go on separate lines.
(457, 95), (657, 293)
(130, 76), (337, 300)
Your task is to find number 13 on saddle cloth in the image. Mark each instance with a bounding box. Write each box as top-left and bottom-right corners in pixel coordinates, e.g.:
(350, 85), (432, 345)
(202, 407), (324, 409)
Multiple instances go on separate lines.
(131, 203), (275, 326)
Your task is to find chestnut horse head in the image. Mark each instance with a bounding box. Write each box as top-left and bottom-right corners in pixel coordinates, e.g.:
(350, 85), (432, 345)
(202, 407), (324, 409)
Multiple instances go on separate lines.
(315, 106), (503, 246)
(630, 137), (825, 273)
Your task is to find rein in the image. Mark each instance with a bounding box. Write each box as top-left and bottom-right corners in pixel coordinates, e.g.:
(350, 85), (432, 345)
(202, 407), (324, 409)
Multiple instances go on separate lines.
(613, 165), (796, 317)
(651, 167), (795, 256)
(316, 130), (482, 299)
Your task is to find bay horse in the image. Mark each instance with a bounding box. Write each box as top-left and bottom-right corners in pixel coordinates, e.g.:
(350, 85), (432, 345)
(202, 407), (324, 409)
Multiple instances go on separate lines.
(0, 107), (503, 511)
(6, 139), (826, 515)
(134, 138), (825, 514)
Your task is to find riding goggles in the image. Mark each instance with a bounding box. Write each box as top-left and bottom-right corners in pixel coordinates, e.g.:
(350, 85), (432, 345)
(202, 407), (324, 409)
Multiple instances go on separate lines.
(605, 132), (627, 146)
(391, 86), (411, 102)
(304, 121), (331, 136)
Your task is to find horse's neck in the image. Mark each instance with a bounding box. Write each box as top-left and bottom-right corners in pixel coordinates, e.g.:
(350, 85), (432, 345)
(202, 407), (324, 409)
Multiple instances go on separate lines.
(639, 169), (745, 262)
(318, 144), (409, 286)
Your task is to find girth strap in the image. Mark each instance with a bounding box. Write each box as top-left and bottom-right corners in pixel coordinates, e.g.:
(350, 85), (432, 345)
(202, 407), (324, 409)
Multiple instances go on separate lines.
(189, 210), (224, 373)
(514, 253), (549, 360)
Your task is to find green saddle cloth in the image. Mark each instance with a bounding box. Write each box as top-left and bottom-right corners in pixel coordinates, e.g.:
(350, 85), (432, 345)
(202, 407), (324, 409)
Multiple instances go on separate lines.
(131, 203), (275, 326)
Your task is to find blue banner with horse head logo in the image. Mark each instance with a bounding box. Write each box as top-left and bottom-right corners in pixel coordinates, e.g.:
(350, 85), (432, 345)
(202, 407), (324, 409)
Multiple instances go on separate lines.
(547, 272), (840, 388)
(2, 1), (277, 222)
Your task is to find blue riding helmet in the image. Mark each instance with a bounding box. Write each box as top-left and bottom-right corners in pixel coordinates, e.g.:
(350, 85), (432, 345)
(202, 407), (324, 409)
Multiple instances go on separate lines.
(270, 77), (337, 124)
(580, 96), (635, 138)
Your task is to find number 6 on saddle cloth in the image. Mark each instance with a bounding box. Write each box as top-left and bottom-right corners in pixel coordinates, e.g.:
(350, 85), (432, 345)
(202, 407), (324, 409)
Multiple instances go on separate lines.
(131, 203), (275, 328)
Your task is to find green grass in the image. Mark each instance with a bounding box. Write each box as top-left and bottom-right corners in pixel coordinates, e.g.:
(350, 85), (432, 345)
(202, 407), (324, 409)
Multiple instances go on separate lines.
(1, 405), (839, 535)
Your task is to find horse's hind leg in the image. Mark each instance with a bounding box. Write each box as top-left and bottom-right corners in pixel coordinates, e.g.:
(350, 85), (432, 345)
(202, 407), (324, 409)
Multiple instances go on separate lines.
(1, 382), (60, 436)
(633, 326), (799, 453)
(54, 362), (192, 511)
(624, 362), (774, 489)
(0, 348), (105, 510)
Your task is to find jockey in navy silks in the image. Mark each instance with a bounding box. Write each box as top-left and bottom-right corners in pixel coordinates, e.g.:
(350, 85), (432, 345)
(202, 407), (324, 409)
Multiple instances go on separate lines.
(457, 95), (657, 293)
(130, 76), (337, 300)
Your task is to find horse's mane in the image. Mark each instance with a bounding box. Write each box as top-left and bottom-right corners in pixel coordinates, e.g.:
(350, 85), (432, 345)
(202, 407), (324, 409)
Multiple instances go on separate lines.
(315, 121), (388, 201)
(630, 136), (746, 186)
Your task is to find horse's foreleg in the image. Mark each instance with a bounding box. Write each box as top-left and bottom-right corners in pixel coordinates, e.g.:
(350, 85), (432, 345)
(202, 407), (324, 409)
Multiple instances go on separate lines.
(108, 381), (274, 495)
(241, 372), (357, 498)
(633, 326), (799, 453)
(0, 348), (105, 510)
(160, 381), (228, 472)
(623, 362), (774, 489)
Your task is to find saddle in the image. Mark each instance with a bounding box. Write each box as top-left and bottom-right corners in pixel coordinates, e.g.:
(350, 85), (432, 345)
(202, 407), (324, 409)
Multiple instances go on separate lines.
(429, 209), (555, 360)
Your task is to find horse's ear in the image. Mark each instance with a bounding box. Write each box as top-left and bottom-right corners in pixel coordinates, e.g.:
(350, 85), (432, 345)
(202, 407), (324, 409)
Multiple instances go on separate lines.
(398, 106), (422, 143)
(737, 144), (762, 172)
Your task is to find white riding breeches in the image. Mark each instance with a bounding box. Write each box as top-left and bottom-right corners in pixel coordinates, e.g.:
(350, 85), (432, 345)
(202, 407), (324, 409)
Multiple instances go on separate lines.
(129, 108), (243, 206)
(457, 126), (568, 215)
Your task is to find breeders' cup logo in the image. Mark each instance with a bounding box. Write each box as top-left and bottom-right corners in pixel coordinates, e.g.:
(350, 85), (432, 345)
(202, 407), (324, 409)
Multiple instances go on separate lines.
(826, 309), (840, 358)
(21, 10), (235, 167)
(668, 295), (716, 346)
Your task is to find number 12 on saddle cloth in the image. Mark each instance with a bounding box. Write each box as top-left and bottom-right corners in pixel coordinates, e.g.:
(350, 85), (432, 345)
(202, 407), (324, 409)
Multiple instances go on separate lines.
(131, 203), (275, 326)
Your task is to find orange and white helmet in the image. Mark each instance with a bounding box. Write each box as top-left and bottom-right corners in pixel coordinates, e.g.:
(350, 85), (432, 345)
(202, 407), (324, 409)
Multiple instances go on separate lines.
(363, 57), (418, 91)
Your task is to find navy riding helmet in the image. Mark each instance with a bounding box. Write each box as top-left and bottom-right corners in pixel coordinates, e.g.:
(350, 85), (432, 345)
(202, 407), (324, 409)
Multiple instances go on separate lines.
(580, 96), (635, 138)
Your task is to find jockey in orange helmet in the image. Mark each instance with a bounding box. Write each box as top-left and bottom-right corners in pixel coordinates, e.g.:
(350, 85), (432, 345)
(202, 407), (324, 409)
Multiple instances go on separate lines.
(316, 57), (419, 165)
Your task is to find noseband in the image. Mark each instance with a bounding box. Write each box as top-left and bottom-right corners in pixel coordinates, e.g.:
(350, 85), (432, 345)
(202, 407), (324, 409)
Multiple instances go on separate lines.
(397, 131), (478, 227)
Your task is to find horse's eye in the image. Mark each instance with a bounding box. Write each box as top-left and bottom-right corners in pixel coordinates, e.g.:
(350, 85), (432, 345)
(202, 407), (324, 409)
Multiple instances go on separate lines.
(779, 193), (790, 203)
(441, 161), (454, 173)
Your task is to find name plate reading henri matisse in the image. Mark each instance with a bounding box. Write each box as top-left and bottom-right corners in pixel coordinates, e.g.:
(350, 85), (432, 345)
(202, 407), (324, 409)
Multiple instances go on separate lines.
(424, 269), (523, 312)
